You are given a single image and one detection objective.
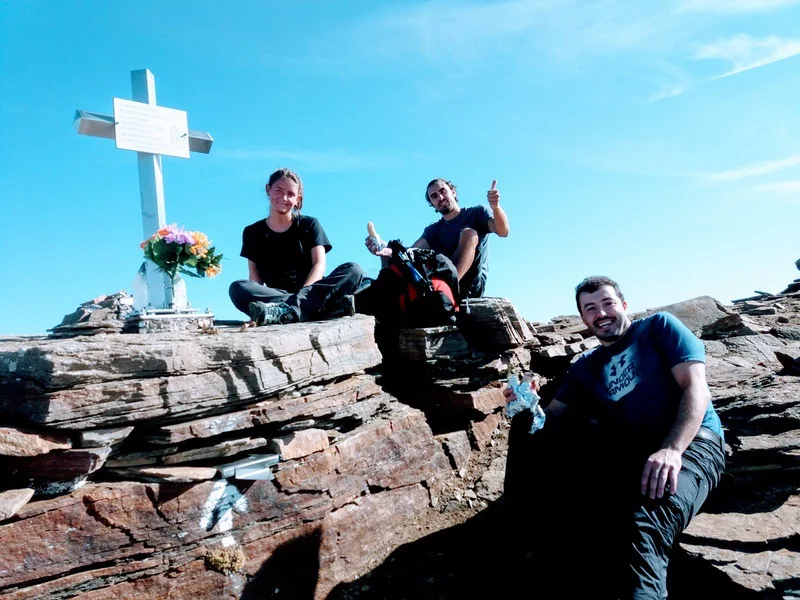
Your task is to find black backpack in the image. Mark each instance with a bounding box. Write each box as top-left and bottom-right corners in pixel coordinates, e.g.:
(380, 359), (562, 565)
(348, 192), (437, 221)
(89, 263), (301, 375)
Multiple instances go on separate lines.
(360, 240), (459, 328)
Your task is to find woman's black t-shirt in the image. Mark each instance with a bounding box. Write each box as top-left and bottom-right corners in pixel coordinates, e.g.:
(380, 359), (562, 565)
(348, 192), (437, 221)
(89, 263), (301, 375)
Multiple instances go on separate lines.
(240, 216), (331, 293)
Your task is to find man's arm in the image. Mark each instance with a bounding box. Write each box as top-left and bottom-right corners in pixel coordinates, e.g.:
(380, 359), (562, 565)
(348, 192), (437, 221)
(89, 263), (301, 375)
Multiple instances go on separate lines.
(640, 360), (710, 499)
(544, 397), (569, 419)
(486, 180), (510, 237)
(411, 237), (431, 250)
(302, 245), (327, 287)
(488, 206), (510, 237)
(366, 236), (430, 268)
(502, 383), (570, 419)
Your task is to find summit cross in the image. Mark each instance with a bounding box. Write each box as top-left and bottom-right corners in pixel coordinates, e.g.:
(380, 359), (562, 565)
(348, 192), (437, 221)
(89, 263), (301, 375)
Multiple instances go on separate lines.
(74, 69), (214, 311)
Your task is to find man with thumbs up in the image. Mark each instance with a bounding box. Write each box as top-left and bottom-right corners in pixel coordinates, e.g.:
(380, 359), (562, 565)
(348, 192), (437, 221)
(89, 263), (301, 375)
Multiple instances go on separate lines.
(366, 178), (510, 298)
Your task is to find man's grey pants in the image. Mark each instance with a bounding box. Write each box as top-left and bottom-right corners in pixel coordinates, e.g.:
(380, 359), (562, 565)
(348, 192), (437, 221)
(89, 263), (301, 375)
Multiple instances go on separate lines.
(504, 414), (725, 599)
(627, 430), (725, 599)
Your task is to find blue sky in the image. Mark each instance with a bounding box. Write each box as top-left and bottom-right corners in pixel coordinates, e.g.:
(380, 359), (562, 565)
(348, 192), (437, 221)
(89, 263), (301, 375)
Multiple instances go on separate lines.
(1, 0), (799, 334)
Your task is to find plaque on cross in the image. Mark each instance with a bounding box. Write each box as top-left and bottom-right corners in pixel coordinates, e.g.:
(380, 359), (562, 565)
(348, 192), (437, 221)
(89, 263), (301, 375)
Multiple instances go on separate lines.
(74, 69), (214, 317)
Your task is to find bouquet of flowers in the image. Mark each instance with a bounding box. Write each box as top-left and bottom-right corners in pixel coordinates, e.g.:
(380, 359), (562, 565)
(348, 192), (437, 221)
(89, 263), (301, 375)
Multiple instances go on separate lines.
(141, 224), (223, 280)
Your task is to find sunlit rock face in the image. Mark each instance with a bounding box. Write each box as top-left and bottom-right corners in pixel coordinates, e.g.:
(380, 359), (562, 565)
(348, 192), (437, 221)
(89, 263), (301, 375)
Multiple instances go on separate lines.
(1, 286), (799, 598)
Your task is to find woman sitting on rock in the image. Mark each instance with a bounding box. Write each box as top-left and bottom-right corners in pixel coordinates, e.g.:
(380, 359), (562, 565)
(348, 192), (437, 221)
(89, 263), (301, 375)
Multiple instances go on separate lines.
(229, 168), (364, 325)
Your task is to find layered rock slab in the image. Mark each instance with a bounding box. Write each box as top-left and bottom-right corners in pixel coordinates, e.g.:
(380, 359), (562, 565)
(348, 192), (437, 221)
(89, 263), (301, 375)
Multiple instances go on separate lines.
(679, 294), (800, 596)
(0, 401), (447, 599)
(0, 316), (381, 429)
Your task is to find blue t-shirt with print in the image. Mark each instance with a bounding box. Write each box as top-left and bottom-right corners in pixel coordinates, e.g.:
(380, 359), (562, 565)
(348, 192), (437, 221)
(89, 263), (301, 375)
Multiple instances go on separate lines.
(556, 312), (723, 442)
(421, 205), (492, 298)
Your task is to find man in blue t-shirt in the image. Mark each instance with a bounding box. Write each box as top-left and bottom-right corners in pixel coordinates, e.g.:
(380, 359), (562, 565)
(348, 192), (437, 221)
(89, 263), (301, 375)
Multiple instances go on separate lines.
(366, 178), (510, 298)
(504, 276), (725, 599)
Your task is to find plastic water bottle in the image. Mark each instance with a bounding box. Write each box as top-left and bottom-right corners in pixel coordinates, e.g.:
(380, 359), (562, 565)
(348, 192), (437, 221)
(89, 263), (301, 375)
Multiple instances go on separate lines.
(505, 371), (546, 434)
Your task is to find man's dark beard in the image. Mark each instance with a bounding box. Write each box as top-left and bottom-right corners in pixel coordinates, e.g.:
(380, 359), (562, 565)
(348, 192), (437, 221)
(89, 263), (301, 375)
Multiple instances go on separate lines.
(593, 319), (631, 343)
(596, 331), (623, 342)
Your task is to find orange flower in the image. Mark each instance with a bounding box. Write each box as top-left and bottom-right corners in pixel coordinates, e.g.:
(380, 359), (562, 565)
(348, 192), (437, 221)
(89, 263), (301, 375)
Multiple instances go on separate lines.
(192, 231), (209, 247)
(205, 265), (222, 278)
(189, 231), (211, 257)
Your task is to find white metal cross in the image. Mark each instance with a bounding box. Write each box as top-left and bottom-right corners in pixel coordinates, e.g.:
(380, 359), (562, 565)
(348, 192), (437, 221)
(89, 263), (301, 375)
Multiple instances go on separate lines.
(74, 69), (213, 311)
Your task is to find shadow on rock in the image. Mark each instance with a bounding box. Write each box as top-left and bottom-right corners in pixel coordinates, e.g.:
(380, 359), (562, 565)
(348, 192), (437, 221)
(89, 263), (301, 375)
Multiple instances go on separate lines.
(326, 491), (765, 600)
(327, 500), (523, 600)
(241, 528), (322, 600)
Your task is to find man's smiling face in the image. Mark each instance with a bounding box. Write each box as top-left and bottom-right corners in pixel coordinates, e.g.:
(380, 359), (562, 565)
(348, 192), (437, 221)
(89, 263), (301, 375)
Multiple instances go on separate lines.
(426, 180), (458, 215)
(578, 285), (632, 345)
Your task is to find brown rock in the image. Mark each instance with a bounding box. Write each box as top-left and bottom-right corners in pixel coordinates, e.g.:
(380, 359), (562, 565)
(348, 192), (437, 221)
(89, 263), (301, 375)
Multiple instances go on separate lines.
(476, 456), (506, 502)
(682, 495), (800, 593)
(77, 426), (134, 448)
(0, 427), (71, 457)
(164, 437), (269, 466)
(535, 332), (564, 346)
(564, 341), (586, 356)
(457, 297), (533, 349)
(535, 345), (568, 358)
(105, 466), (218, 483)
(0, 400), (449, 597)
(2, 447), (111, 494)
(397, 326), (470, 360)
(736, 430), (800, 453)
(439, 384), (506, 415)
(470, 412), (502, 449)
(143, 374), (381, 445)
(686, 495), (800, 544)
(771, 326), (800, 341)
(274, 404), (450, 496)
(0, 316), (381, 429)
(105, 436), (270, 468)
(315, 485), (431, 598)
(638, 295), (734, 337)
(0, 554), (172, 599)
(436, 431), (472, 470)
(0, 488), (34, 521)
(269, 428), (329, 460)
(681, 544), (799, 594)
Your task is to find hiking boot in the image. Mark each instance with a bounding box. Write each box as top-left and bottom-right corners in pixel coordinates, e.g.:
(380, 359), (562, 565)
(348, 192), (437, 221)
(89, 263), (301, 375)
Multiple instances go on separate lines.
(248, 301), (300, 326)
(324, 294), (356, 320)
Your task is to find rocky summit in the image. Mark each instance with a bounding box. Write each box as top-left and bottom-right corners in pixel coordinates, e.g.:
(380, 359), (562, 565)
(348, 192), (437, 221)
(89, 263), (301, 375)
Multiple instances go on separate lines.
(0, 280), (798, 598)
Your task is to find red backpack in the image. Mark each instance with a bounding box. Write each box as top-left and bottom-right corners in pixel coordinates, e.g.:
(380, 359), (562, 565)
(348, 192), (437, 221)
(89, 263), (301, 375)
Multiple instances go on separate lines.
(363, 240), (459, 328)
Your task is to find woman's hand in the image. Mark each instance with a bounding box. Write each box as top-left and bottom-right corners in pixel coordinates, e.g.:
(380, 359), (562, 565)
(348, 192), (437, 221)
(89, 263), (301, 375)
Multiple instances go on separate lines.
(302, 246), (327, 287)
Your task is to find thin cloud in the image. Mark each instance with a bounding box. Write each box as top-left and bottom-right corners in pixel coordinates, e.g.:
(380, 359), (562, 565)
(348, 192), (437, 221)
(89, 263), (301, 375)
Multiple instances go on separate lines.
(647, 84), (688, 102)
(645, 66), (692, 102)
(215, 148), (395, 173)
(347, 0), (684, 64)
(707, 155), (800, 182)
(696, 34), (800, 79)
(353, 0), (549, 62)
(679, 0), (800, 12)
(755, 180), (800, 192)
(643, 63), (692, 102)
(318, 2), (798, 102)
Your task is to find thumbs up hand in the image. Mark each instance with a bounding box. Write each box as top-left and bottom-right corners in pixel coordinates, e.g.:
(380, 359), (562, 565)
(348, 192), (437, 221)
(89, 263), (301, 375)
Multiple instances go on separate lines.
(487, 179), (500, 209)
